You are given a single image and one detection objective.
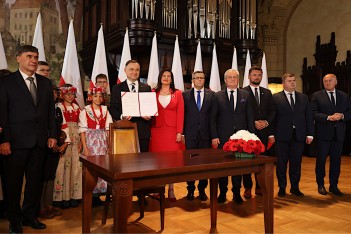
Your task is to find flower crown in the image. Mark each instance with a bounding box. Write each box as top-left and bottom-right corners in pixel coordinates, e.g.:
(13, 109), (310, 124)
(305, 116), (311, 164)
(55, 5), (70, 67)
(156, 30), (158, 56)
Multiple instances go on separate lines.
(88, 86), (106, 95)
(60, 86), (77, 94)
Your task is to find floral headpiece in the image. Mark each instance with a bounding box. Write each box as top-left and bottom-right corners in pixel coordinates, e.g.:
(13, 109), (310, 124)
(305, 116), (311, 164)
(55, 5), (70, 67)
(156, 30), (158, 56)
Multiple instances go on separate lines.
(88, 86), (106, 95)
(60, 86), (77, 94)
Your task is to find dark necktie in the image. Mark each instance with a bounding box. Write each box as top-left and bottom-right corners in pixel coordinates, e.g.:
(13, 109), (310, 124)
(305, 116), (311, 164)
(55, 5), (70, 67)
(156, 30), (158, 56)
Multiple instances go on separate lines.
(329, 91), (336, 107)
(254, 87), (259, 105)
(289, 93), (294, 111)
(196, 90), (201, 110)
(131, 83), (136, 92)
(27, 77), (37, 105)
(229, 90), (234, 111)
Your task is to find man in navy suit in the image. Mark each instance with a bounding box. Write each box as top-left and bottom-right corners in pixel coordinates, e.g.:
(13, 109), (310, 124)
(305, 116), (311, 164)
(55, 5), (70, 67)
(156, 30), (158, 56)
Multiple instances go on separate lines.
(182, 71), (216, 201)
(272, 73), (314, 197)
(242, 66), (275, 198)
(211, 69), (255, 204)
(110, 59), (152, 152)
(311, 74), (351, 196)
(0, 45), (56, 233)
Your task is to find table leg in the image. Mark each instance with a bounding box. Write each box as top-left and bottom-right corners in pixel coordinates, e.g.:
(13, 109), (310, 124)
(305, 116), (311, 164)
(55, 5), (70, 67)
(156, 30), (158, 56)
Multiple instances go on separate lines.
(82, 166), (98, 233)
(257, 163), (274, 234)
(209, 178), (218, 231)
(112, 180), (133, 233)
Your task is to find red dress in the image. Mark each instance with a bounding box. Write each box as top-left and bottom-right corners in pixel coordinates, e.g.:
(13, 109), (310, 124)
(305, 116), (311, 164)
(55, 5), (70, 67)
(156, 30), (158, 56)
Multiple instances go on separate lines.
(149, 90), (184, 152)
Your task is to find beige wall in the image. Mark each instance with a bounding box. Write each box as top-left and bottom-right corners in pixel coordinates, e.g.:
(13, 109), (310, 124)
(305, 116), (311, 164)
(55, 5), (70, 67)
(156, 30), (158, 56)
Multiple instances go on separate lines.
(286, 0), (351, 90)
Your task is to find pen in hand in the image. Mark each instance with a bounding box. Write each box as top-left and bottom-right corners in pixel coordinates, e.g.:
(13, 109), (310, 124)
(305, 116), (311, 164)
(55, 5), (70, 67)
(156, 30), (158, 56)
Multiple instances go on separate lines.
(189, 153), (199, 157)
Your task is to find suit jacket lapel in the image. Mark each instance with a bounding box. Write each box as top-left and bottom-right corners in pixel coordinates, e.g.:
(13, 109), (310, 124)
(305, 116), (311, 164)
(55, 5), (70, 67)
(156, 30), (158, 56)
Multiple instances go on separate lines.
(14, 71), (35, 106)
(121, 81), (129, 92)
(324, 89), (336, 111)
(190, 88), (199, 111)
(36, 76), (44, 106)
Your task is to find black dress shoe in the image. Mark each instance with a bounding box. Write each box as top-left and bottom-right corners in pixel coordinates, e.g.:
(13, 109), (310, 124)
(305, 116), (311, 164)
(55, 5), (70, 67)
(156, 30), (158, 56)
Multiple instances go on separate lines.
(217, 193), (226, 203)
(278, 188), (286, 197)
(329, 187), (343, 196)
(9, 224), (23, 234)
(318, 186), (328, 195)
(22, 219), (46, 229)
(199, 191), (208, 201)
(233, 193), (243, 204)
(290, 188), (304, 197)
(186, 191), (195, 201)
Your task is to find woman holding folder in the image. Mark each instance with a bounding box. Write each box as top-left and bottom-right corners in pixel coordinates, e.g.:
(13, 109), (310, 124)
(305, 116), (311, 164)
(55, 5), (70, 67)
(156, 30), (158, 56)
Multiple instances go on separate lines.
(149, 69), (184, 202)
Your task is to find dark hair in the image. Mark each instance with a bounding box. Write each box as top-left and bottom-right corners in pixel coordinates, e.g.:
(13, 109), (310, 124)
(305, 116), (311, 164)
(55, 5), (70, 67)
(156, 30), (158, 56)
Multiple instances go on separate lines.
(125, 59), (139, 67)
(96, 73), (107, 81)
(249, 66), (262, 74)
(16, 45), (38, 57)
(154, 69), (176, 92)
(38, 61), (49, 66)
(0, 69), (11, 77)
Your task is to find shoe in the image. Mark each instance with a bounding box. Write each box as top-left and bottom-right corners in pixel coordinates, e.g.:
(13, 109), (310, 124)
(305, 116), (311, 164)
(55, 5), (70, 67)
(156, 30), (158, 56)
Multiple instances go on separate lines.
(39, 208), (55, 219)
(318, 186), (327, 195)
(217, 193), (226, 203)
(50, 207), (62, 216)
(290, 188), (304, 197)
(9, 223), (22, 234)
(92, 197), (103, 207)
(244, 188), (252, 198)
(278, 188), (286, 197)
(255, 188), (263, 196)
(22, 219), (46, 229)
(168, 188), (177, 202)
(233, 193), (244, 204)
(186, 191), (194, 201)
(199, 191), (208, 201)
(329, 187), (343, 196)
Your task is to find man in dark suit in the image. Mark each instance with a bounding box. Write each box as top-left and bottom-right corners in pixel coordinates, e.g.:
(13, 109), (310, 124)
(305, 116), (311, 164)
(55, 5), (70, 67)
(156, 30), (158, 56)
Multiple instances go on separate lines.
(110, 59), (152, 152)
(272, 73), (314, 197)
(182, 71), (216, 201)
(242, 66), (275, 198)
(311, 74), (351, 196)
(0, 45), (56, 233)
(211, 69), (255, 204)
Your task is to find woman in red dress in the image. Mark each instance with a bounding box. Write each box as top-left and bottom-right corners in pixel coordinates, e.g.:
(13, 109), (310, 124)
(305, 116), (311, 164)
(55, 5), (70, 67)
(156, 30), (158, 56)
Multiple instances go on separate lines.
(149, 69), (184, 202)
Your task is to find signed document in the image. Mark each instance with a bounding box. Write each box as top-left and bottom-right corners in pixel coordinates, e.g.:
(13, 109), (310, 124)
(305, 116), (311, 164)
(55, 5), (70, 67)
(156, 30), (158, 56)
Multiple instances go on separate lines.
(121, 92), (158, 117)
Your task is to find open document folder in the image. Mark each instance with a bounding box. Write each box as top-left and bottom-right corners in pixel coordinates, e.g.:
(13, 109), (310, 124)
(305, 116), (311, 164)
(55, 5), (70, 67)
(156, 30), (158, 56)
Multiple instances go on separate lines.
(121, 92), (158, 117)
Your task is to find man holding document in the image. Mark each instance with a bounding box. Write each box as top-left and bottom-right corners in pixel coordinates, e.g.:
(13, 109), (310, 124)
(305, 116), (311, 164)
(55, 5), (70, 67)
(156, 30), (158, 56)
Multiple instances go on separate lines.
(110, 59), (153, 152)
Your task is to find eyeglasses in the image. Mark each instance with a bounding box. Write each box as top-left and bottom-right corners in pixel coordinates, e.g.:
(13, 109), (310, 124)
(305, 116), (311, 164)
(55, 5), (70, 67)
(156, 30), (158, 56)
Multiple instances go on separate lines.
(37, 69), (50, 72)
(193, 77), (205, 80)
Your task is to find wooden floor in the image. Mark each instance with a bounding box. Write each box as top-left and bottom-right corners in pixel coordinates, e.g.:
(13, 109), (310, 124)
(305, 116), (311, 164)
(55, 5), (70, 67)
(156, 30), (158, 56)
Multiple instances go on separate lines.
(1, 156), (351, 233)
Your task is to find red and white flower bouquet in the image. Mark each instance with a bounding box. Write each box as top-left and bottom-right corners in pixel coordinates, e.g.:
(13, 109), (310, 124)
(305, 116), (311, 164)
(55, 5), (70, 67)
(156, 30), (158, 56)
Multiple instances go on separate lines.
(223, 130), (265, 158)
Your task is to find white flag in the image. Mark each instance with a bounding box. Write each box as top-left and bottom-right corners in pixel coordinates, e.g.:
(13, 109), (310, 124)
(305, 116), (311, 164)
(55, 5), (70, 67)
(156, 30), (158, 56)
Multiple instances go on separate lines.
(171, 36), (184, 91)
(209, 44), (221, 92)
(32, 12), (46, 62)
(194, 40), (203, 72)
(231, 46), (238, 71)
(0, 32), (7, 69)
(60, 20), (84, 109)
(90, 25), (110, 93)
(261, 52), (268, 89)
(147, 32), (159, 89)
(117, 28), (131, 83)
(242, 50), (252, 87)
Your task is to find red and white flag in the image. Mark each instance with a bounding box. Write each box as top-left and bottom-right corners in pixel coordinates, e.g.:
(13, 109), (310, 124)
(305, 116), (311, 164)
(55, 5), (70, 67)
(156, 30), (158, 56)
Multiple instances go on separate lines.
(117, 28), (131, 83)
(171, 36), (184, 91)
(261, 52), (268, 89)
(242, 50), (252, 87)
(209, 43), (221, 92)
(147, 32), (159, 89)
(90, 25), (110, 93)
(231, 46), (238, 71)
(60, 20), (84, 109)
(32, 12), (46, 62)
(0, 32), (7, 69)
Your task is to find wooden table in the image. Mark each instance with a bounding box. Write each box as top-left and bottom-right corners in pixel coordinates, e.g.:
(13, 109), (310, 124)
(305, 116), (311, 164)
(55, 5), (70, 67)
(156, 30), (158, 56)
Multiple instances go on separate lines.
(80, 148), (276, 233)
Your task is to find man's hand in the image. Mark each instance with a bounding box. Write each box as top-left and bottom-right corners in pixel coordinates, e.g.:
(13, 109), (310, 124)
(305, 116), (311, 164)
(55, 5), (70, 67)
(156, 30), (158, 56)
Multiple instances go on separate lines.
(141, 116), (151, 121)
(0, 127), (2, 134)
(47, 138), (57, 148)
(268, 136), (275, 144)
(58, 142), (69, 154)
(328, 113), (344, 121)
(176, 133), (182, 142)
(306, 137), (313, 144)
(0, 142), (11, 155)
(255, 120), (268, 130)
(212, 138), (220, 149)
(122, 116), (132, 120)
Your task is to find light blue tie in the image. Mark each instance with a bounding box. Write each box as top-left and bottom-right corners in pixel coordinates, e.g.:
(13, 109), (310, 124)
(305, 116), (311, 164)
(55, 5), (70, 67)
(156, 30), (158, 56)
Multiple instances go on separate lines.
(196, 91), (201, 110)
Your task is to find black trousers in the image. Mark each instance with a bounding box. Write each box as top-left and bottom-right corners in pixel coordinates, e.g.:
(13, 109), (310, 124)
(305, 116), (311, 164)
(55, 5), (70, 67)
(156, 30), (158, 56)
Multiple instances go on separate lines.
(3, 145), (46, 225)
(139, 138), (150, 153)
(186, 139), (210, 192)
(315, 133), (343, 188)
(275, 131), (305, 190)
